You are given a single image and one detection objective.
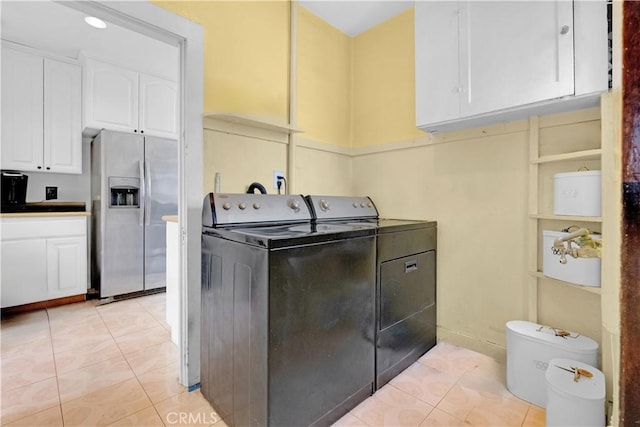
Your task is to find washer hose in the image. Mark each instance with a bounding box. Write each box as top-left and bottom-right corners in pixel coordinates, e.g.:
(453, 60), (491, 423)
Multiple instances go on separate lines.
(246, 182), (267, 194)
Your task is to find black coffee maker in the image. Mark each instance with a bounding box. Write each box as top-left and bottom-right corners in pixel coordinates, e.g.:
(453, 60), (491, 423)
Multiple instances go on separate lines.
(1, 170), (28, 211)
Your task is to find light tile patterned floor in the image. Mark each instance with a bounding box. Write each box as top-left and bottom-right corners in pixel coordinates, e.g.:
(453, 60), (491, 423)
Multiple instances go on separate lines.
(1, 294), (544, 426)
(336, 342), (545, 426)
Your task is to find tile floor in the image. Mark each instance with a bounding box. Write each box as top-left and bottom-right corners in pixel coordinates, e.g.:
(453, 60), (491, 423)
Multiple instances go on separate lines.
(1, 293), (544, 426)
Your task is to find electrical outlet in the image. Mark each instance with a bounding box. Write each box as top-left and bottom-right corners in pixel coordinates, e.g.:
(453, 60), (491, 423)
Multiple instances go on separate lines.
(273, 171), (284, 189)
(46, 186), (57, 200)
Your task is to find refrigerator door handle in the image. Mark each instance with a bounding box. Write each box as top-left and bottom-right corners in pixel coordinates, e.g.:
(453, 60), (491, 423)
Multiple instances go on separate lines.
(145, 160), (152, 226)
(139, 160), (145, 226)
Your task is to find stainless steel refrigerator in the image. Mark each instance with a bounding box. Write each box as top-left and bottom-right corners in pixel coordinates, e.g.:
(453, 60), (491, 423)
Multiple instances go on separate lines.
(91, 130), (177, 298)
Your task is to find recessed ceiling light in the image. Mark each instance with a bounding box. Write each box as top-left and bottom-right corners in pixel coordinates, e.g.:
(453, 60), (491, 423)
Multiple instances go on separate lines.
(84, 16), (107, 29)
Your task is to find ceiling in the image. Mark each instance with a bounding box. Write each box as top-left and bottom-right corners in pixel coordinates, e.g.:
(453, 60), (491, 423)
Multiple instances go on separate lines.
(299, 1), (413, 36)
(0, 1), (178, 80)
(0, 0), (411, 77)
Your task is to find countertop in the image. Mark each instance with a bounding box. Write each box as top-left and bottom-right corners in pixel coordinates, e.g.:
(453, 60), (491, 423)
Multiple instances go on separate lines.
(0, 211), (91, 218)
(162, 215), (179, 223)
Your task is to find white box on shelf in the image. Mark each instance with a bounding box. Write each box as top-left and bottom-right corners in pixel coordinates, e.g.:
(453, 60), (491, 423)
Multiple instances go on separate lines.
(542, 230), (601, 287)
(553, 170), (601, 216)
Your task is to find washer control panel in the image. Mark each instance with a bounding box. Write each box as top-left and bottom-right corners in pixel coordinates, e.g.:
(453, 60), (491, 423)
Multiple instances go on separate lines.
(207, 193), (312, 226)
(306, 195), (378, 220)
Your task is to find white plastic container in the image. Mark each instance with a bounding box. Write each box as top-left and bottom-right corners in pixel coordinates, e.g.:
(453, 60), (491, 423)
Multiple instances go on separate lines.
(554, 170), (601, 217)
(546, 358), (605, 426)
(506, 320), (599, 408)
(542, 230), (601, 287)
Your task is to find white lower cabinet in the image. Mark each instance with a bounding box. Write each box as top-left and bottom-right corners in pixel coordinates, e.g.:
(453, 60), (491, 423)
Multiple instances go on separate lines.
(0, 216), (88, 308)
(1, 239), (48, 308)
(46, 237), (87, 298)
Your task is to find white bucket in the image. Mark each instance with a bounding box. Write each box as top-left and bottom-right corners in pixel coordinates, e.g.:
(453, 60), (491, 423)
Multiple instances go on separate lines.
(546, 358), (605, 426)
(506, 320), (599, 408)
(554, 170), (601, 217)
(542, 230), (601, 287)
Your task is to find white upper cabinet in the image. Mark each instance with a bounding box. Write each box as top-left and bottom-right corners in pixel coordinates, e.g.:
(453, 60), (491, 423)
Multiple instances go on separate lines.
(139, 74), (179, 139)
(459, 1), (574, 116)
(414, 1), (460, 126)
(415, 1), (609, 133)
(44, 59), (82, 174)
(83, 58), (178, 139)
(1, 47), (43, 172)
(83, 59), (139, 133)
(1, 45), (81, 174)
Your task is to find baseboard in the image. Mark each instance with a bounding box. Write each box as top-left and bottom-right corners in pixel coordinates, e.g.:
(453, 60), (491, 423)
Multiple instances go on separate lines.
(1, 294), (86, 316)
(437, 326), (507, 364)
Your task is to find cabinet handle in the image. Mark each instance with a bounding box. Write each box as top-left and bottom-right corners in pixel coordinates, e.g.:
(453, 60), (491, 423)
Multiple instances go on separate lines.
(560, 25), (570, 35)
(140, 130), (144, 134)
(37, 166), (42, 169)
(46, 167), (50, 170)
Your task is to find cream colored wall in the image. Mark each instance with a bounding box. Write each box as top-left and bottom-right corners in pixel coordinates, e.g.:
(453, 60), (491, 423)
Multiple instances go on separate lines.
(352, 111), (608, 362)
(295, 143), (352, 195)
(203, 119), (288, 194)
(353, 126), (529, 359)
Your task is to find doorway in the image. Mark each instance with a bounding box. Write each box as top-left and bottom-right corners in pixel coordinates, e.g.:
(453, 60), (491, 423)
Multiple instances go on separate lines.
(52, 1), (203, 387)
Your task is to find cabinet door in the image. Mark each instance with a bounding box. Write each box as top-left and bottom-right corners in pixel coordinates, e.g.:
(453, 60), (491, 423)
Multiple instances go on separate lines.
(84, 59), (139, 133)
(1, 239), (47, 308)
(415, 1), (461, 126)
(459, 1), (574, 117)
(1, 47), (44, 171)
(46, 236), (87, 298)
(139, 74), (178, 138)
(44, 59), (82, 174)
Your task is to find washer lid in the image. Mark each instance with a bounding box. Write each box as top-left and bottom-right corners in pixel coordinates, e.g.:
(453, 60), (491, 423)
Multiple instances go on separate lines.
(506, 320), (599, 354)
(546, 358), (605, 401)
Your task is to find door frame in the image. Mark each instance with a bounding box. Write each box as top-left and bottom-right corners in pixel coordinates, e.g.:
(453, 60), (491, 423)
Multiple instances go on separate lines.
(64, 0), (204, 388)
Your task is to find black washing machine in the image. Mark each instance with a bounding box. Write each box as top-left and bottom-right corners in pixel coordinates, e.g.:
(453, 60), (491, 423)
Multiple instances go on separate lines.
(201, 193), (376, 427)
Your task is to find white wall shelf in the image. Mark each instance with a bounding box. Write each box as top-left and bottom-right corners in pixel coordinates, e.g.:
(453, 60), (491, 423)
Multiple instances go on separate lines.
(527, 99), (606, 329)
(204, 112), (302, 134)
(530, 214), (603, 222)
(529, 271), (602, 295)
(533, 148), (602, 164)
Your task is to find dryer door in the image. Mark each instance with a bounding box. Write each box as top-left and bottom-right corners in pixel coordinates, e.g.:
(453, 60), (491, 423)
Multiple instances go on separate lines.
(379, 250), (435, 330)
